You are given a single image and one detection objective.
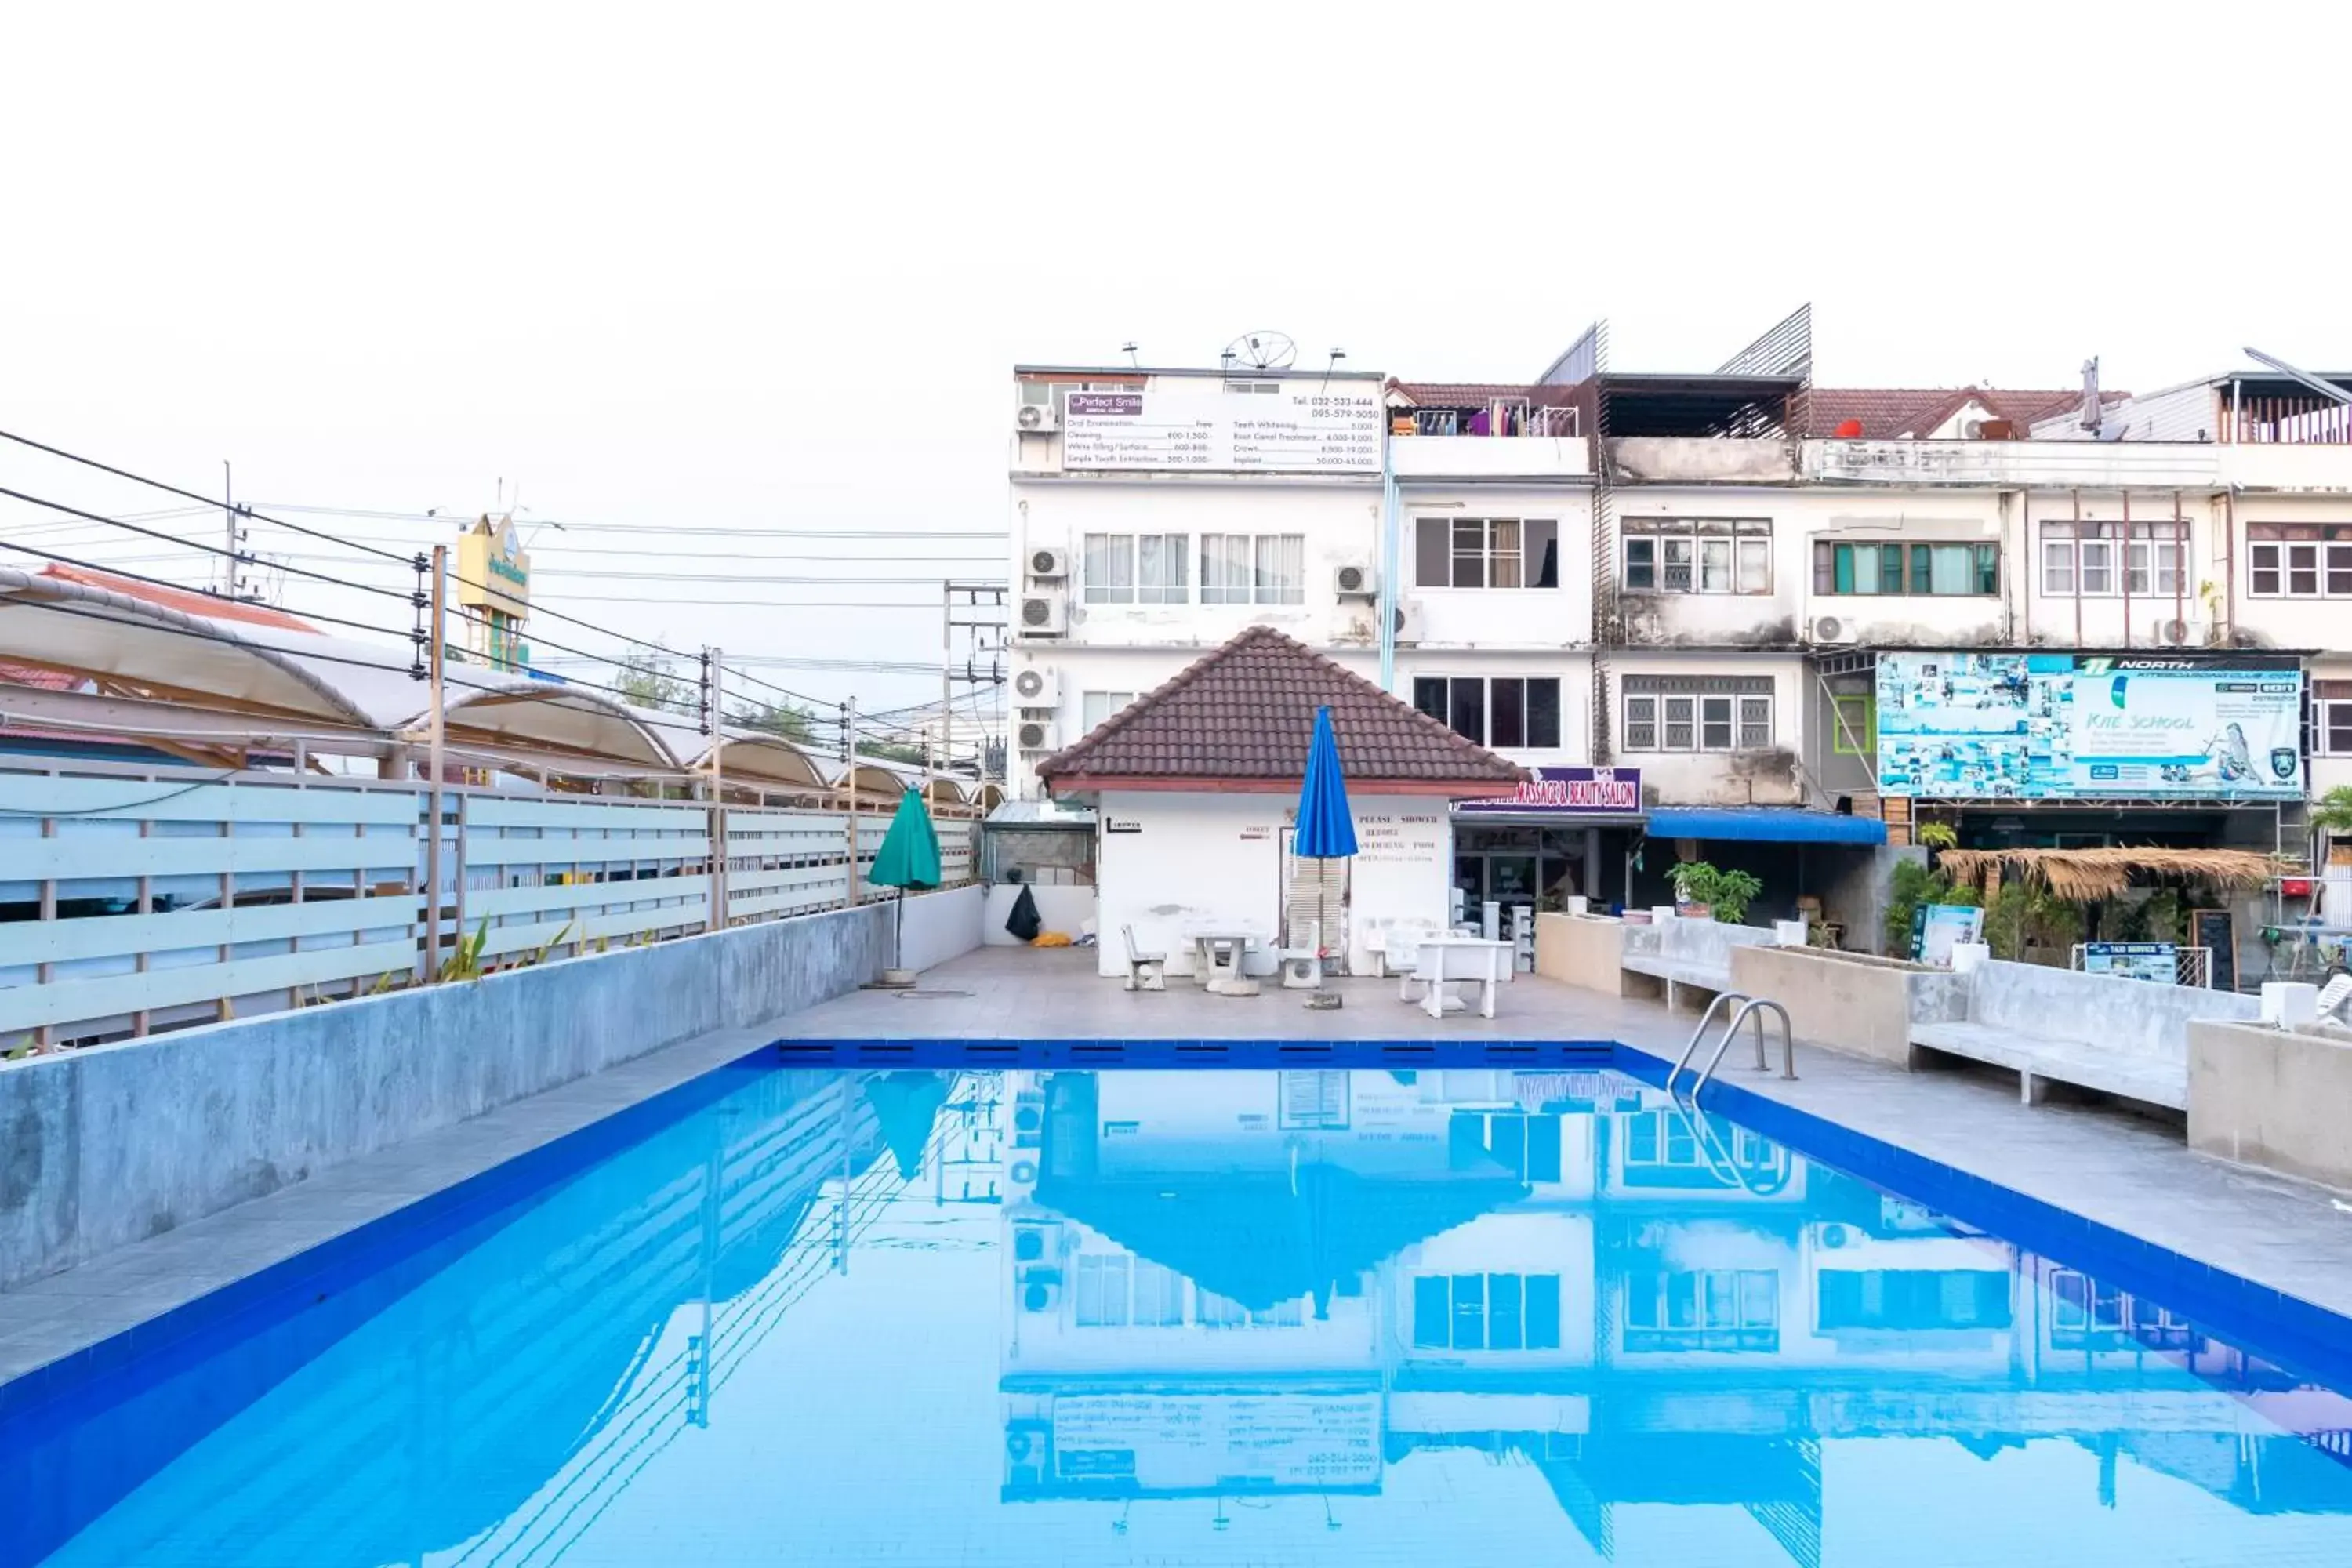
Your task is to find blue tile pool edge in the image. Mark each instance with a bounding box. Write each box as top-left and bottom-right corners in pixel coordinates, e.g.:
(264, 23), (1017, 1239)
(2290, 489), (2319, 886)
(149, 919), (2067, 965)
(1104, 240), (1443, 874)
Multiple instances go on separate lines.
(1609, 1040), (2352, 1403)
(0, 1046), (791, 1433)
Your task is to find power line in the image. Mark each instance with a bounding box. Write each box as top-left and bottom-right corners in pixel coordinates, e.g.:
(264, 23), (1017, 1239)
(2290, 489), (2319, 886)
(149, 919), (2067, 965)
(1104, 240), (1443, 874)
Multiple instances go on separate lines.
(0, 428), (418, 567)
(252, 503), (1006, 540)
(0, 484), (420, 604)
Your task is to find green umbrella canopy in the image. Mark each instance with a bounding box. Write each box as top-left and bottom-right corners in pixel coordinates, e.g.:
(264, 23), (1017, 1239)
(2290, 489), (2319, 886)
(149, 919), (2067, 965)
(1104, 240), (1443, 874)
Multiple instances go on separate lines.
(869, 788), (943, 890)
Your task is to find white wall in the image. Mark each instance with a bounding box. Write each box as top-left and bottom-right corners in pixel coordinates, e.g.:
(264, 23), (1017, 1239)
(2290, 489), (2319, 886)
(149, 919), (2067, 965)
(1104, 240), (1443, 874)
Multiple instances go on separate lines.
(895, 883), (986, 971)
(982, 883), (1098, 946)
(1092, 789), (1456, 978)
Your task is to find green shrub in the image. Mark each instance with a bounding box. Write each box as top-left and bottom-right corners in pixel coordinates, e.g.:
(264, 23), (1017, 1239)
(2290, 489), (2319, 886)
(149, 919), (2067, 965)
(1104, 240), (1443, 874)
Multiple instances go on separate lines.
(1667, 861), (1764, 926)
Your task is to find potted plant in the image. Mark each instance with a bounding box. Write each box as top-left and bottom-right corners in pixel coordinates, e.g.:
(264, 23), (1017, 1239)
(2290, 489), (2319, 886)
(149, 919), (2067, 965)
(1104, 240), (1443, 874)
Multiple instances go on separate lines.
(1667, 860), (1762, 925)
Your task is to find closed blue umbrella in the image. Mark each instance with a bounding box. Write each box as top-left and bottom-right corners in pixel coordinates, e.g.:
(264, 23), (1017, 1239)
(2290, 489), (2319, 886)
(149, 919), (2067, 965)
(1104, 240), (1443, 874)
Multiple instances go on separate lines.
(1293, 705), (1359, 858)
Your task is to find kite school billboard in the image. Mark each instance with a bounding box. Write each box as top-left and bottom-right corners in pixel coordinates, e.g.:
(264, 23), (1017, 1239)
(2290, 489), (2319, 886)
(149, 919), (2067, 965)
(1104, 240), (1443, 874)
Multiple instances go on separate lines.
(1875, 652), (2303, 800)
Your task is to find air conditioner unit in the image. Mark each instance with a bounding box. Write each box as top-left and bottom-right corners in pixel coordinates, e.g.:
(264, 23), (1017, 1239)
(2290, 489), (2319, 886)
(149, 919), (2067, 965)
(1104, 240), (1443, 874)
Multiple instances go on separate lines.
(1017, 1265), (1062, 1313)
(1808, 615), (1859, 645)
(1028, 547), (1069, 580)
(1391, 599), (1424, 643)
(1011, 1219), (1062, 1263)
(1011, 667), (1061, 706)
(1333, 561), (1378, 599)
(1018, 593), (1068, 637)
(2156, 617), (2208, 647)
(1017, 717), (1059, 753)
(1014, 402), (1060, 434)
(1006, 1420), (1053, 1488)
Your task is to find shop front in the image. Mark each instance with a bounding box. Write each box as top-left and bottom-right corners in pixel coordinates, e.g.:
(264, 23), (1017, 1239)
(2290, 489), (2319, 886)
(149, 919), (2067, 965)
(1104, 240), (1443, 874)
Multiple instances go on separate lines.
(1451, 768), (1648, 919)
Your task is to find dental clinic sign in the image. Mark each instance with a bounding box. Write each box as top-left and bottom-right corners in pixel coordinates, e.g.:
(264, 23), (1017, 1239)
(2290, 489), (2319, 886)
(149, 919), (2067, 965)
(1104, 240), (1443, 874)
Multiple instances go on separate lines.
(1456, 767), (1644, 818)
(1877, 652), (2303, 800)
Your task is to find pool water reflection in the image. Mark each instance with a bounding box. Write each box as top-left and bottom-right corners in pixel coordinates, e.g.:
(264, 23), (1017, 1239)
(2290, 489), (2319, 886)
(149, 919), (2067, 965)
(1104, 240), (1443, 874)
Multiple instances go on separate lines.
(21, 1065), (2352, 1566)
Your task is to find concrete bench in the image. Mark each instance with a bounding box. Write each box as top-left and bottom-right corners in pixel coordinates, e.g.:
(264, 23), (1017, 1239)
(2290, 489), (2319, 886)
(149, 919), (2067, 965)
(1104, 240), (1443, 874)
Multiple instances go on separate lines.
(1908, 959), (2260, 1109)
(1620, 952), (1735, 1011)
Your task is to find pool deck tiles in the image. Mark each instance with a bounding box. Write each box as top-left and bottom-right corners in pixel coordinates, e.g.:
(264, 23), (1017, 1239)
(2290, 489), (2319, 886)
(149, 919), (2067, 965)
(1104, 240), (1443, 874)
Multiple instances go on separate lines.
(6, 943), (2352, 1403)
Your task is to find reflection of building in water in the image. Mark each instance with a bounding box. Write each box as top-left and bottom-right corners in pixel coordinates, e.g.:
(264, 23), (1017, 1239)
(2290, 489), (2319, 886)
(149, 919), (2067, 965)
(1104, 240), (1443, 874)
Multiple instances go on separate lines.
(998, 1068), (2352, 1561)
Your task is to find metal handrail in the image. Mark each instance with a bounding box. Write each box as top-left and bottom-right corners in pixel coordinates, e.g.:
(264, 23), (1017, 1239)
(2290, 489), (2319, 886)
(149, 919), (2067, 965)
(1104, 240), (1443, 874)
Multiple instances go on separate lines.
(1664, 989), (1751, 1098)
(1690, 997), (1796, 1102)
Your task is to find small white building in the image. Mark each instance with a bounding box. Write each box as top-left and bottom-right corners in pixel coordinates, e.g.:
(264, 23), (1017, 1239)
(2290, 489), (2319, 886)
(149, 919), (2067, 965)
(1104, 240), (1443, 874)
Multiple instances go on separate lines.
(1036, 625), (1525, 978)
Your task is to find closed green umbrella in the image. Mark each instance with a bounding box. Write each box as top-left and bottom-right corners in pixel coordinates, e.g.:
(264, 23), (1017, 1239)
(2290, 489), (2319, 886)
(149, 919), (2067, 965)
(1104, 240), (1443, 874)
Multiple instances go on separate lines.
(869, 789), (942, 975)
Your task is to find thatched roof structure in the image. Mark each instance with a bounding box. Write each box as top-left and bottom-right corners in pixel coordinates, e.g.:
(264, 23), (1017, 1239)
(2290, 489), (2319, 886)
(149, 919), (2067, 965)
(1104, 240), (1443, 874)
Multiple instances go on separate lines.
(1936, 845), (2281, 902)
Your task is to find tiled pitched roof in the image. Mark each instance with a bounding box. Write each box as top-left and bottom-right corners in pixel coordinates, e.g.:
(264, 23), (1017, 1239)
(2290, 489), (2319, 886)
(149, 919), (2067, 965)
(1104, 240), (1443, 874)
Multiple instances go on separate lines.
(35, 564), (321, 632)
(1038, 626), (1526, 792)
(1806, 387), (2128, 438)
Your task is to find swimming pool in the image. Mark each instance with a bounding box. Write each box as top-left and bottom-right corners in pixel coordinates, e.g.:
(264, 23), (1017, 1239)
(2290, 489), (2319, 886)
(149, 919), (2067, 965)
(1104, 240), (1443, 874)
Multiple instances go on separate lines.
(9, 1055), (2352, 1566)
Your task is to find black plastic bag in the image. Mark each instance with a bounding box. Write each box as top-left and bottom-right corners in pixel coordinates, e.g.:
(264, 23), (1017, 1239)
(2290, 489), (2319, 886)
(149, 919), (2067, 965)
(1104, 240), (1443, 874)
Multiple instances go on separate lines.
(1004, 884), (1043, 942)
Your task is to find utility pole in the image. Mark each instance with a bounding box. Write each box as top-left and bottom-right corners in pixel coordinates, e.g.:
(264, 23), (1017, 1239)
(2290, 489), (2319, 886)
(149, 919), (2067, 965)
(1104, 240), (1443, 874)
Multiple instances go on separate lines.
(422, 544), (448, 979)
(843, 696), (861, 908)
(705, 646), (727, 933)
(220, 460), (247, 601)
(939, 579), (953, 793)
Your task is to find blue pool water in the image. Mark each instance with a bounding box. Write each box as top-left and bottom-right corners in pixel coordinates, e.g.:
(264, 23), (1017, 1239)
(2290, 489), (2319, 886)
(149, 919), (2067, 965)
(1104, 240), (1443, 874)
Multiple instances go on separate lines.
(11, 1059), (2352, 1566)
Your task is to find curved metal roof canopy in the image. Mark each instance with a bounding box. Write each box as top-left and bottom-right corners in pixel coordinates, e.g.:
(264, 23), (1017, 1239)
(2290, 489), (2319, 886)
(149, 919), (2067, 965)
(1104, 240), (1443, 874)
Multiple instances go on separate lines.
(0, 568), (377, 728)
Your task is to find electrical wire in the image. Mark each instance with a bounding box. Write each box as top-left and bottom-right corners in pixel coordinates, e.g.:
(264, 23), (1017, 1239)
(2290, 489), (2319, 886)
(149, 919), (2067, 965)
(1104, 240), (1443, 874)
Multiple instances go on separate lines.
(251, 504), (1007, 540)
(0, 767), (247, 817)
(0, 484), (419, 603)
(0, 429), (419, 566)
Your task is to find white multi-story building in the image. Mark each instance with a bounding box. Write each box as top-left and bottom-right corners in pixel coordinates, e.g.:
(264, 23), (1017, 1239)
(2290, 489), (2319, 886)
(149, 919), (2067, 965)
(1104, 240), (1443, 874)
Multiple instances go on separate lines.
(1008, 325), (2352, 944)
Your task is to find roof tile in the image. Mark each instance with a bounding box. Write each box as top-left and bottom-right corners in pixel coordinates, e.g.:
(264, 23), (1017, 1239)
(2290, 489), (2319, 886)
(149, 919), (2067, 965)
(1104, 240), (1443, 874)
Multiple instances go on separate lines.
(1038, 626), (1526, 790)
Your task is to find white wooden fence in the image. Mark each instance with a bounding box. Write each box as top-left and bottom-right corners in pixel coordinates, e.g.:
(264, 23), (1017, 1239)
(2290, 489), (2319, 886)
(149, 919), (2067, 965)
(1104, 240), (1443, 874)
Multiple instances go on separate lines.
(0, 760), (975, 1049)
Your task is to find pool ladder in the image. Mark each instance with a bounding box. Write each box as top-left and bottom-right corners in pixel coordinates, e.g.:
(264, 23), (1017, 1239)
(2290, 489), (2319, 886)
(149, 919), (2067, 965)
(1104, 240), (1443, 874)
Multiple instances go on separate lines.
(1664, 989), (1797, 1102)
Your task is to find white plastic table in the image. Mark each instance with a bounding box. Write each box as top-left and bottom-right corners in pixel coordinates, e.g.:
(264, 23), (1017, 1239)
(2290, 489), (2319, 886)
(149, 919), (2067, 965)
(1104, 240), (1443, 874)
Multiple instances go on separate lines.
(1181, 927), (1264, 989)
(1411, 935), (1512, 1019)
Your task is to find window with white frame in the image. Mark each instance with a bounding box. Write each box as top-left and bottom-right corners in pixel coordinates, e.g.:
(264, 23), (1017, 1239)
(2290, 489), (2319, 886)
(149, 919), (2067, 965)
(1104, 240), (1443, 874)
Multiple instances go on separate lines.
(1074, 1254), (1187, 1327)
(1414, 517), (1562, 589)
(1080, 532), (1189, 604)
(1081, 691), (1137, 731)
(1621, 675), (1773, 753)
(1412, 676), (1563, 749)
(1623, 1267), (1779, 1352)
(2247, 522), (2352, 597)
(2314, 681), (2352, 756)
(2039, 520), (2185, 597)
(1200, 533), (1305, 604)
(1410, 1272), (1564, 1351)
(1813, 540), (1998, 596)
(1622, 518), (1771, 594)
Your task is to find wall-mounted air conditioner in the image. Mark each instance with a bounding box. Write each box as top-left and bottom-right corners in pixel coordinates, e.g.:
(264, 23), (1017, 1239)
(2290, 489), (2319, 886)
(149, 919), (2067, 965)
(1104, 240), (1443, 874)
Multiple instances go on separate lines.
(1333, 561), (1378, 599)
(1808, 615), (1859, 645)
(1018, 593), (1068, 637)
(1011, 667), (1061, 707)
(1028, 547), (1069, 580)
(1392, 599), (1424, 643)
(1014, 402), (1060, 434)
(2155, 617), (2208, 647)
(1016, 717), (1059, 752)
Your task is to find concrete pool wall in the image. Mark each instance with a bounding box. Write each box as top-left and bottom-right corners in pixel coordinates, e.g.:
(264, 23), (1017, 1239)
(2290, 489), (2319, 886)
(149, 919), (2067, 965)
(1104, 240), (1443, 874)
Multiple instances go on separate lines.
(0, 884), (985, 1288)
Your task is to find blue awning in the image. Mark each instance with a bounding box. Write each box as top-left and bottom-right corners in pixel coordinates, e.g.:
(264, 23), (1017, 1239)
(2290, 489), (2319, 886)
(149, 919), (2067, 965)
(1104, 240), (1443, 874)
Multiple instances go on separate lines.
(1644, 807), (1887, 846)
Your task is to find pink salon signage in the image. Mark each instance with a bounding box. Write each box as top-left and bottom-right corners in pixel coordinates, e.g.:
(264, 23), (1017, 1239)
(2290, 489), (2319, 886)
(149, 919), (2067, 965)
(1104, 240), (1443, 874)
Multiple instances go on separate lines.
(1455, 767), (1643, 817)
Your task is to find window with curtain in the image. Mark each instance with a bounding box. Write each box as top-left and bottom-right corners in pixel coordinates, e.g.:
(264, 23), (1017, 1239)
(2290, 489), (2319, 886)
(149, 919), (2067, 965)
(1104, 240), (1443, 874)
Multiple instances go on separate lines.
(1074, 1254), (1131, 1327)
(1623, 518), (1770, 594)
(1081, 534), (1134, 604)
(1200, 533), (1303, 604)
(1136, 533), (1189, 603)
(1813, 541), (1998, 596)
(1415, 517), (1560, 589)
(1622, 1268), (1778, 1352)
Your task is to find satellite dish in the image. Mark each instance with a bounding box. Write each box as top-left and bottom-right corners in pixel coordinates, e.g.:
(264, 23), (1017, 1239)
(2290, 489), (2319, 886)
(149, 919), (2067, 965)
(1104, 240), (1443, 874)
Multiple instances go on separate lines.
(1221, 331), (1298, 371)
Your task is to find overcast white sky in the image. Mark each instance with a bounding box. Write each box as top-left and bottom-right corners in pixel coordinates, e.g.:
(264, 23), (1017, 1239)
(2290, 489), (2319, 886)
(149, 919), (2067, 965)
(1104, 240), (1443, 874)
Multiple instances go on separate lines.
(7, 2), (2351, 717)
